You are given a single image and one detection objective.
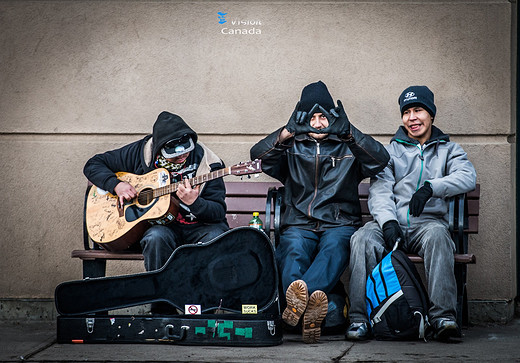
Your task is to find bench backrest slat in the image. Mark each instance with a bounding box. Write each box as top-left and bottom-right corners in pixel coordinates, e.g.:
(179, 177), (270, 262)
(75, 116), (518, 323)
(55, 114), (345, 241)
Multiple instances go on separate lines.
(225, 181), (282, 196)
(223, 181), (282, 231)
(223, 182), (480, 234)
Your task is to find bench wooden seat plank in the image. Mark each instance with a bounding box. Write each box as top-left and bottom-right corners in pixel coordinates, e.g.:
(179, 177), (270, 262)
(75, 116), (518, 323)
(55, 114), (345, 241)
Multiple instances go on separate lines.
(408, 253), (476, 264)
(73, 250), (476, 265)
(71, 250), (144, 261)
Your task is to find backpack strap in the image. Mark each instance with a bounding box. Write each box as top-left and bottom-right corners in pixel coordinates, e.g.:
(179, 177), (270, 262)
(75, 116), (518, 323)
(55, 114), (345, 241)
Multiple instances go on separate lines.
(392, 250), (431, 340)
(414, 311), (426, 340)
(371, 289), (404, 325)
(391, 251), (430, 310)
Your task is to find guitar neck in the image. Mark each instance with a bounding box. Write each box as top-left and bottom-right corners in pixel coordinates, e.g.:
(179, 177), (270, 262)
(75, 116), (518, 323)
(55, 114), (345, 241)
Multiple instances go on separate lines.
(154, 167), (232, 198)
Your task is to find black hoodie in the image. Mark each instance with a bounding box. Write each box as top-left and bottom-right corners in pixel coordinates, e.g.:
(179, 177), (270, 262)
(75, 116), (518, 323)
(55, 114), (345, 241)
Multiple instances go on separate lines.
(83, 112), (228, 225)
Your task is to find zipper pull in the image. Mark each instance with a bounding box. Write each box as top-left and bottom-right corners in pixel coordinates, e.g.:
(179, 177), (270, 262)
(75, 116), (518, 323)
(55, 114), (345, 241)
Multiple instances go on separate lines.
(331, 157), (336, 167)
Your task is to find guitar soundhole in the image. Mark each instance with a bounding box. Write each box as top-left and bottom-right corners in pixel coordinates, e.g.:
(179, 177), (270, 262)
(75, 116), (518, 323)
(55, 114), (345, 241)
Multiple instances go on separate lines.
(137, 188), (154, 206)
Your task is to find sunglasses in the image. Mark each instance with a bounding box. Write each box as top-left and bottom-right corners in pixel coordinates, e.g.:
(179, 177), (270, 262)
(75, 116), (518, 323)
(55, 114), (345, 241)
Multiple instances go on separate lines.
(164, 134), (191, 149)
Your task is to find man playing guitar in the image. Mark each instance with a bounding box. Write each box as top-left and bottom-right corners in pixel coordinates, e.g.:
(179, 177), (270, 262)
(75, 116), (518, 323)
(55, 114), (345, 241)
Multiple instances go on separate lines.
(84, 111), (229, 313)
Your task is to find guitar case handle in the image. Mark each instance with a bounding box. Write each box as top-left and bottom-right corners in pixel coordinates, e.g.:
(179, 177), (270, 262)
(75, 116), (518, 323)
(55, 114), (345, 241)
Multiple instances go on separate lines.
(164, 324), (188, 341)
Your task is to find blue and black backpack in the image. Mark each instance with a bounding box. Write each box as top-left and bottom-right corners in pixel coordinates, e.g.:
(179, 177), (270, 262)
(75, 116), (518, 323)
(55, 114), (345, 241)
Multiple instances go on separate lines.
(366, 248), (430, 340)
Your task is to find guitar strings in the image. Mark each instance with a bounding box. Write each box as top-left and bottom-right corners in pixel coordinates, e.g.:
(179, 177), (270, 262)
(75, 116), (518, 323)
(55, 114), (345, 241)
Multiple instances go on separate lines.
(135, 168), (232, 205)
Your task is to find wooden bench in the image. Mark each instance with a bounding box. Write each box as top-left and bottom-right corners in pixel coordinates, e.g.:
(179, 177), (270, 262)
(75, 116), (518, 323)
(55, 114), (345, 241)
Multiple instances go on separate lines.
(73, 181), (480, 328)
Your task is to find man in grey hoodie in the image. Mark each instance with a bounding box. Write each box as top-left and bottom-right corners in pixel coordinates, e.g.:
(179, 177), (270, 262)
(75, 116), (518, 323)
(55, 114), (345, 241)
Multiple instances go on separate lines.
(345, 86), (476, 341)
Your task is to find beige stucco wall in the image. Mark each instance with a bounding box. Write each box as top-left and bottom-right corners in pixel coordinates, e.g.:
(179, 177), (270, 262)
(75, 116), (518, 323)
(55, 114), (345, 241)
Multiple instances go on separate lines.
(0, 1), (516, 320)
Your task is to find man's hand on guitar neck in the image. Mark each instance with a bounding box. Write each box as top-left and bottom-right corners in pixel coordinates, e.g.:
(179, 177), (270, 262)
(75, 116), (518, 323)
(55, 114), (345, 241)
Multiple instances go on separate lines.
(114, 182), (137, 207)
(176, 178), (200, 206)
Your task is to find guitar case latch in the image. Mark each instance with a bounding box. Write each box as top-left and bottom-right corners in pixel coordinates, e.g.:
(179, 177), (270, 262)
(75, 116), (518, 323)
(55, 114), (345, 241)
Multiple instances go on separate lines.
(86, 318), (95, 334)
(267, 321), (276, 336)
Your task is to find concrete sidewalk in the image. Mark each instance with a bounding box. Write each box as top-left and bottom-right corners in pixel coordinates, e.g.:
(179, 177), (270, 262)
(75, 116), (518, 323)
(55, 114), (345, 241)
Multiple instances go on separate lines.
(1, 319), (520, 362)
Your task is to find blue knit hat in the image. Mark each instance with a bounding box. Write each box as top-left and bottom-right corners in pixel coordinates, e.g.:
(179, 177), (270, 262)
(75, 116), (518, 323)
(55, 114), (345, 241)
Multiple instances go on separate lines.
(398, 85), (436, 118)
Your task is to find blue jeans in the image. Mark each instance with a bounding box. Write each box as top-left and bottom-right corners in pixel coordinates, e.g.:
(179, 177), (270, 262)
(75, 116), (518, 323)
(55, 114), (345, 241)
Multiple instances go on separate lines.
(139, 222), (229, 271)
(276, 226), (356, 295)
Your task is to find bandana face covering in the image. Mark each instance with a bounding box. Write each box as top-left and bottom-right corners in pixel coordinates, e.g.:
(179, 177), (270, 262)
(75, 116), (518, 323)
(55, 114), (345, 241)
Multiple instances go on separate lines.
(155, 155), (187, 173)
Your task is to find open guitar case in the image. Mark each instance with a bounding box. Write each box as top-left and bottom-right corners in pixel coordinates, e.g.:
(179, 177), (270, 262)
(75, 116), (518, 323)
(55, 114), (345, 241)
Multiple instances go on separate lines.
(55, 227), (283, 346)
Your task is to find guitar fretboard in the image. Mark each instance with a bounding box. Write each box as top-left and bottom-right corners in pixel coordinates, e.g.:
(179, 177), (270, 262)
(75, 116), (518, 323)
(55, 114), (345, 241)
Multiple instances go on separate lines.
(153, 167), (231, 198)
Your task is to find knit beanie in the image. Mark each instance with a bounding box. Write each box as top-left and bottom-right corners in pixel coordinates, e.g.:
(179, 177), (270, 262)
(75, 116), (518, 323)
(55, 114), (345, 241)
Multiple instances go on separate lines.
(398, 85), (436, 118)
(299, 81), (335, 113)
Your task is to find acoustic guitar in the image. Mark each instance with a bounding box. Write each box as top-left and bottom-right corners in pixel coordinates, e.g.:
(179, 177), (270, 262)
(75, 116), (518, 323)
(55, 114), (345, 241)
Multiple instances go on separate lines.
(85, 160), (262, 251)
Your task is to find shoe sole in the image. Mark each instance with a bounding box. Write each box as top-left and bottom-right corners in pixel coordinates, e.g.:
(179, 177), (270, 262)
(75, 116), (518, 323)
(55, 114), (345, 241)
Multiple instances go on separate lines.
(302, 290), (328, 343)
(282, 280), (309, 327)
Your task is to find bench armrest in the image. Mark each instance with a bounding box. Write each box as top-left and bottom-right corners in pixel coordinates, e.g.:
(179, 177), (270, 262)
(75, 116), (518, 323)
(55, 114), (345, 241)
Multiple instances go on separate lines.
(448, 192), (468, 255)
(265, 187), (275, 236)
(265, 186), (284, 248)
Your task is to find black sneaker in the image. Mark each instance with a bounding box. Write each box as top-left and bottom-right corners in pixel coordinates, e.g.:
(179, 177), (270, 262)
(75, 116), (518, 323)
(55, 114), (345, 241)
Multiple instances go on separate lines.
(345, 322), (372, 341)
(432, 318), (459, 341)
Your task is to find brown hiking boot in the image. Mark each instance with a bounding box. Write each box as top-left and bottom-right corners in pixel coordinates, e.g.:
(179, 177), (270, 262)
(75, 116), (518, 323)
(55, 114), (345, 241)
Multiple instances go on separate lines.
(282, 280), (309, 326)
(302, 290), (328, 343)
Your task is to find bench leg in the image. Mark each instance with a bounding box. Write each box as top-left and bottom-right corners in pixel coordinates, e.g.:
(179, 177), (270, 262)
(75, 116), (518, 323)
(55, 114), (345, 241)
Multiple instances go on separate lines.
(454, 263), (468, 336)
(82, 259), (107, 279)
(82, 259), (109, 315)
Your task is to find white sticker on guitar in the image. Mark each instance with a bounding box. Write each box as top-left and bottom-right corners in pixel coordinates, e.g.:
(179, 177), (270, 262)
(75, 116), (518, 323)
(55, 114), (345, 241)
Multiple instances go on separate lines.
(96, 187), (108, 195)
(158, 170), (169, 187)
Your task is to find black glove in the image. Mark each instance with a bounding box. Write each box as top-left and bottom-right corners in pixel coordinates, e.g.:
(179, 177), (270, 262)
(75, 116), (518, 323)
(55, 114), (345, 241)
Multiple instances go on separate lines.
(409, 182), (433, 217)
(285, 101), (320, 135)
(320, 100), (351, 138)
(382, 220), (404, 251)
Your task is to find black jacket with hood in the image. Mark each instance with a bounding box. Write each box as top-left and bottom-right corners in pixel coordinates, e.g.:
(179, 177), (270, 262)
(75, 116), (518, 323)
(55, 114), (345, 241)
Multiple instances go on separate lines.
(83, 112), (228, 225)
(250, 124), (389, 232)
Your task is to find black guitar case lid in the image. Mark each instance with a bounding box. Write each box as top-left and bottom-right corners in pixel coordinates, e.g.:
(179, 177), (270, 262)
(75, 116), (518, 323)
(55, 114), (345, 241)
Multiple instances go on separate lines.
(55, 227), (279, 315)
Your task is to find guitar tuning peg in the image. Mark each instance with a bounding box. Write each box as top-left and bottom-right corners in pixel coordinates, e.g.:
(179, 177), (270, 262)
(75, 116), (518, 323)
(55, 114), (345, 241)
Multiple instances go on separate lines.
(240, 176), (244, 180)
(247, 175), (251, 179)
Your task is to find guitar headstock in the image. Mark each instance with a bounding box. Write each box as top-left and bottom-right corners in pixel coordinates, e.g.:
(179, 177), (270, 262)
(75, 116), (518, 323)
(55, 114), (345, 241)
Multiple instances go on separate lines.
(230, 159), (262, 176)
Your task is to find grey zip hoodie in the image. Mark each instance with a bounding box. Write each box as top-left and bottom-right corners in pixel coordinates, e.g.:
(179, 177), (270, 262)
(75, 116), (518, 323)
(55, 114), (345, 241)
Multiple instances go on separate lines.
(368, 125), (476, 228)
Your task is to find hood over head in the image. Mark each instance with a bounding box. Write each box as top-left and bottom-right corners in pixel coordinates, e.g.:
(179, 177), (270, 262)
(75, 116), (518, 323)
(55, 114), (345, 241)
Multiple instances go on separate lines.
(152, 111), (198, 158)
